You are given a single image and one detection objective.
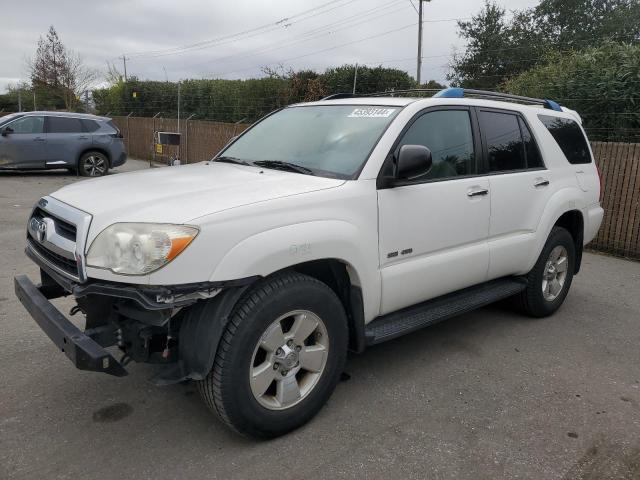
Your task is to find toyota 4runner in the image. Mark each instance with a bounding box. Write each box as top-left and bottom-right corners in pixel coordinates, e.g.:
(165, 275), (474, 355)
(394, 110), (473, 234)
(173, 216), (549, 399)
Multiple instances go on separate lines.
(15, 88), (604, 438)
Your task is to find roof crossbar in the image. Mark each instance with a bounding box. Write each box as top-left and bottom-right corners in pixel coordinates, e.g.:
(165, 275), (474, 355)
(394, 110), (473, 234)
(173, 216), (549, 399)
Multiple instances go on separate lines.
(433, 87), (563, 111)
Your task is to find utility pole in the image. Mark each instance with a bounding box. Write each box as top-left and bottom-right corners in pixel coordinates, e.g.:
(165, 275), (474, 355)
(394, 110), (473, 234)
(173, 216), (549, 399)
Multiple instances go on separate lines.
(84, 90), (90, 112)
(352, 63), (358, 94)
(33, 91), (36, 111)
(177, 81), (181, 133)
(119, 55), (129, 82)
(416, 0), (431, 86)
(18, 89), (22, 112)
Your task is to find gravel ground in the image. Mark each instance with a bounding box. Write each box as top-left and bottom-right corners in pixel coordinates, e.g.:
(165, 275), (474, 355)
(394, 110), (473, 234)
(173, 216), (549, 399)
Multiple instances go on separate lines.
(1, 159), (639, 480)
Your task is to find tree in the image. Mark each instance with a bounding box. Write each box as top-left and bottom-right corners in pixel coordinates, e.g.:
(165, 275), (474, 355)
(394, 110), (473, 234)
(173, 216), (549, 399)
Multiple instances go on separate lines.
(28, 26), (97, 110)
(449, 0), (640, 89)
(503, 42), (640, 141)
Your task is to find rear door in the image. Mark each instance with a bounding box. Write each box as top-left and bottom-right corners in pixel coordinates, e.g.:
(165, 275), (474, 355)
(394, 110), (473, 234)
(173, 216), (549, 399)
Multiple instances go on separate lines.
(0, 115), (46, 168)
(477, 108), (552, 279)
(45, 116), (92, 167)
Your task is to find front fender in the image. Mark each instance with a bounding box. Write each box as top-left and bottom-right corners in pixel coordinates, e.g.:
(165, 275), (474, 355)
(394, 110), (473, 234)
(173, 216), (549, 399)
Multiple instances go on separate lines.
(210, 220), (381, 322)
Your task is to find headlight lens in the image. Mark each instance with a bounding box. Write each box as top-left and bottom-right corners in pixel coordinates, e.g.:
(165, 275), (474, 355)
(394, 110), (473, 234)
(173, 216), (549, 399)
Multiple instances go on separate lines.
(86, 223), (199, 275)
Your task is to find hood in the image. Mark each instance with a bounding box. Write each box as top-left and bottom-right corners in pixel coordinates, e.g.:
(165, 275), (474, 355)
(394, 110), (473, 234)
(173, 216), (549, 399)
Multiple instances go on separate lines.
(51, 162), (345, 225)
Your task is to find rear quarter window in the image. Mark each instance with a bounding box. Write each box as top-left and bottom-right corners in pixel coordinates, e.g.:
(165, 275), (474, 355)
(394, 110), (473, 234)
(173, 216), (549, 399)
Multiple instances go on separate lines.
(538, 115), (591, 164)
(81, 119), (100, 132)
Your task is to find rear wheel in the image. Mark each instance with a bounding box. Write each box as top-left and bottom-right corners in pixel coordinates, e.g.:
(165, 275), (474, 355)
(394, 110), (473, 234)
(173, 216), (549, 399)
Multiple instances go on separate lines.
(79, 151), (109, 177)
(519, 226), (576, 317)
(197, 272), (348, 438)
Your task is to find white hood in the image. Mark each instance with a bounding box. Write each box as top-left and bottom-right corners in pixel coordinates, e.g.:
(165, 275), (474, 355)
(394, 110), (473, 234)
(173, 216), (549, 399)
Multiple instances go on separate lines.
(51, 162), (345, 226)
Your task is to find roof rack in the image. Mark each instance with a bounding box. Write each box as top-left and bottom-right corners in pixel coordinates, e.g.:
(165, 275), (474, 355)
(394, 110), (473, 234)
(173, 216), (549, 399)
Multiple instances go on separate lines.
(433, 87), (562, 112)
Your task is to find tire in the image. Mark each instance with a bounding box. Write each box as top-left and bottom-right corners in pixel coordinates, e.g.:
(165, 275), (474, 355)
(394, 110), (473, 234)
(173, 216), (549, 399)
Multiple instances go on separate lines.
(519, 226), (576, 317)
(79, 151), (109, 177)
(198, 272), (348, 439)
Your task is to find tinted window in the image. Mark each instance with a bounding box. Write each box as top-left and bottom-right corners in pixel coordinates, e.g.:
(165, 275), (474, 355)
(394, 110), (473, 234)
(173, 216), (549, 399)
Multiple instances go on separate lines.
(395, 109), (475, 180)
(5, 116), (44, 134)
(81, 119), (100, 132)
(519, 117), (544, 168)
(479, 111), (526, 172)
(48, 116), (84, 133)
(538, 115), (591, 164)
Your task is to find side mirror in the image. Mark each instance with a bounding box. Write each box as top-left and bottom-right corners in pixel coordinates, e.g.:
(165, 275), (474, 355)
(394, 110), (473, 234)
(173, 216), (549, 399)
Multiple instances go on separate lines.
(396, 144), (432, 180)
(1, 127), (13, 137)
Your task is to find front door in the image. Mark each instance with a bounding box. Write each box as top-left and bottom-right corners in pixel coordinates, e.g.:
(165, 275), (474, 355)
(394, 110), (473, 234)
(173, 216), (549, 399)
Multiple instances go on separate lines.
(0, 115), (46, 169)
(377, 108), (490, 315)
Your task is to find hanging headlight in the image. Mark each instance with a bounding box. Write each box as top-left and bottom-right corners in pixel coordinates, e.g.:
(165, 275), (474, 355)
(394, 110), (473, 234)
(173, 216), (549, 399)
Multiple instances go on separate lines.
(86, 223), (199, 275)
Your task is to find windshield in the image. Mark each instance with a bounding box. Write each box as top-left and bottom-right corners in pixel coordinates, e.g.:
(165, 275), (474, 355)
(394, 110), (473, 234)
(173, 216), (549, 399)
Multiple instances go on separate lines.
(217, 105), (401, 179)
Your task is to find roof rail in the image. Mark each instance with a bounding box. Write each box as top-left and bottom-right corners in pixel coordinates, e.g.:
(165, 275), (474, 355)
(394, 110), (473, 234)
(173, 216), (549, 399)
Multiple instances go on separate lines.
(322, 93), (359, 100)
(434, 87), (562, 112)
(322, 89), (442, 100)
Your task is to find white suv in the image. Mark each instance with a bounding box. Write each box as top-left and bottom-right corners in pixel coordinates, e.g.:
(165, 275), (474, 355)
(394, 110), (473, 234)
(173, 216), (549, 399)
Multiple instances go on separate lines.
(15, 88), (603, 438)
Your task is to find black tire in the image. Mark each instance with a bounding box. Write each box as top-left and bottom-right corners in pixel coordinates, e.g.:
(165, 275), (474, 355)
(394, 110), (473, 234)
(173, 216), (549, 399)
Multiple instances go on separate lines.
(197, 272), (348, 439)
(519, 226), (576, 317)
(78, 151), (109, 177)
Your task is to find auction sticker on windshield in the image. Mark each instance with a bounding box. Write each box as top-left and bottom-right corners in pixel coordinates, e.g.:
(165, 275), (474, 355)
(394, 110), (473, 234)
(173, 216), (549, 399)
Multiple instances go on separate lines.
(348, 107), (396, 118)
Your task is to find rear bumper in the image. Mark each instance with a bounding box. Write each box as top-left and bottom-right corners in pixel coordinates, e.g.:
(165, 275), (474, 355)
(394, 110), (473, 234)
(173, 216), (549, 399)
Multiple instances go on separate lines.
(112, 151), (127, 167)
(14, 274), (127, 377)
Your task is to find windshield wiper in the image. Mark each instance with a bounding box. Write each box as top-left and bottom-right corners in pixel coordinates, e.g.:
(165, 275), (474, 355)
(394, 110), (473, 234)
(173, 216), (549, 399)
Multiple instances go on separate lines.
(215, 156), (253, 166)
(253, 160), (315, 176)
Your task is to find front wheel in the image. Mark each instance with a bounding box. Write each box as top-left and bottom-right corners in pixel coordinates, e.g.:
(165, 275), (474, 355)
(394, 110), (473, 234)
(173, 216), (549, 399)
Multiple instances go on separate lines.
(197, 272), (348, 438)
(79, 151), (109, 177)
(519, 226), (576, 317)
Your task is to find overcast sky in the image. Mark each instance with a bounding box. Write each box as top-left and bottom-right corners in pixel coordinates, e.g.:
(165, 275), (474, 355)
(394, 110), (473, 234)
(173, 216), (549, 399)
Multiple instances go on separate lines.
(0, 0), (539, 93)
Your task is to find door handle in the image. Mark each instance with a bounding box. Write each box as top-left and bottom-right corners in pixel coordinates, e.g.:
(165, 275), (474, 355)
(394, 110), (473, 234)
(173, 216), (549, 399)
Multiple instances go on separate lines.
(78, 136), (89, 140)
(467, 187), (489, 197)
(534, 179), (550, 187)
(33, 137), (46, 142)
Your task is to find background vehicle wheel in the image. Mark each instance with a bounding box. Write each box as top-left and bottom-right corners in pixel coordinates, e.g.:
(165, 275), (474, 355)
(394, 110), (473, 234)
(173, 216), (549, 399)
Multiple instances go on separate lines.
(519, 226), (576, 317)
(197, 272), (348, 439)
(79, 151), (109, 177)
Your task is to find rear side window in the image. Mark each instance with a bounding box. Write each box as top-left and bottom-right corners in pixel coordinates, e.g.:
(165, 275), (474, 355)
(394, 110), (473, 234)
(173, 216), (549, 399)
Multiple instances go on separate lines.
(538, 115), (591, 164)
(479, 111), (526, 172)
(48, 117), (84, 133)
(519, 117), (544, 168)
(80, 119), (100, 132)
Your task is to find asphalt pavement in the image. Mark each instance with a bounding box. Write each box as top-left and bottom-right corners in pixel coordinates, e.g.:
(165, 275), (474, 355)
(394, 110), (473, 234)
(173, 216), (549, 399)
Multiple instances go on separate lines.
(1, 160), (639, 479)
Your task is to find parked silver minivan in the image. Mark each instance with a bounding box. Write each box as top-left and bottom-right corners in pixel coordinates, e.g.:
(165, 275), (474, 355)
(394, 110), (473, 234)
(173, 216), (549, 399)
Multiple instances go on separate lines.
(0, 112), (127, 176)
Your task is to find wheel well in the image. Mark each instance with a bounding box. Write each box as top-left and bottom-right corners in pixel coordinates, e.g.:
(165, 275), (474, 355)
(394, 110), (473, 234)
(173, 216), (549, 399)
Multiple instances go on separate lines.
(290, 259), (365, 353)
(554, 210), (584, 274)
(78, 148), (111, 168)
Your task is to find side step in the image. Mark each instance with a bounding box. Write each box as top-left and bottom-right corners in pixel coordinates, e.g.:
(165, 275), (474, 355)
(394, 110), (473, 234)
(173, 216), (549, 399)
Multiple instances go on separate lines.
(364, 278), (527, 346)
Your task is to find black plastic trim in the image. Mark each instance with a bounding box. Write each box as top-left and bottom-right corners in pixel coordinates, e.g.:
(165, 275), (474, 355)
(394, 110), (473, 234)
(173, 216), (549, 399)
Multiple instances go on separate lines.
(14, 274), (128, 377)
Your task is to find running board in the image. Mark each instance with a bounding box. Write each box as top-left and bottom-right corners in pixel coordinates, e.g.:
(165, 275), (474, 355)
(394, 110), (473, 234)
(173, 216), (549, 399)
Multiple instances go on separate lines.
(364, 278), (527, 346)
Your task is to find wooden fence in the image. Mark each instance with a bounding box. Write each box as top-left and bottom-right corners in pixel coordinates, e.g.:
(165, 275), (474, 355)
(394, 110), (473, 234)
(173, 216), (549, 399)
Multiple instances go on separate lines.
(110, 116), (249, 164)
(589, 142), (639, 260)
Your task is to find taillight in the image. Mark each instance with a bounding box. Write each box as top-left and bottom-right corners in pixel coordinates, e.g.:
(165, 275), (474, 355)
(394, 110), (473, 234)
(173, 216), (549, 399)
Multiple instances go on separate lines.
(110, 131), (124, 139)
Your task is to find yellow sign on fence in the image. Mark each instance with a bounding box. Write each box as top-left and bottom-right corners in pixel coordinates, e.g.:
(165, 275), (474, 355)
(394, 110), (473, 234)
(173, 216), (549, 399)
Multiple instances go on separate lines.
(155, 144), (163, 154)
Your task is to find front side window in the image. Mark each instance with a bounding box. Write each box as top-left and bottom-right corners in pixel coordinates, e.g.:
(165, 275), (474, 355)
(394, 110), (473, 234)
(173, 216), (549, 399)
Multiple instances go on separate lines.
(5, 115), (44, 134)
(218, 105), (400, 179)
(538, 115), (591, 164)
(479, 111), (526, 172)
(395, 109), (475, 181)
(48, 116), (84, 134)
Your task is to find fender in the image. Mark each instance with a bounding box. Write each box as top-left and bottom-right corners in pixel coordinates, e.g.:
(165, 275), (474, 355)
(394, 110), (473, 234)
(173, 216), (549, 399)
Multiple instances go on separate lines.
(520, 186), (585, 275)
(210, 220), (381, 323)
